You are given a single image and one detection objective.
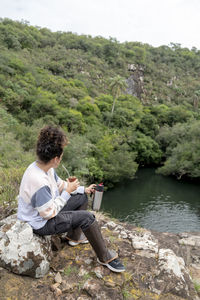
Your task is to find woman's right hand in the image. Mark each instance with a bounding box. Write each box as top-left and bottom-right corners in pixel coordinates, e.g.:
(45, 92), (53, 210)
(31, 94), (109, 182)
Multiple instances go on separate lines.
(66, 179), (80, 194)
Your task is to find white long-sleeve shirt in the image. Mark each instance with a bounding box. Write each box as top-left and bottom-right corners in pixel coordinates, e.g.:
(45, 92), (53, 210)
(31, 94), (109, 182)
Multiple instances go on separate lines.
(17, 161), (84, 229)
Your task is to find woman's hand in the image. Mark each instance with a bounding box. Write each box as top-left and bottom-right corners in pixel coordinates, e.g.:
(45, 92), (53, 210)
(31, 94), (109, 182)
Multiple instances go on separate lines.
(85, 184), (96, 194)
(66, 179), (80, 194)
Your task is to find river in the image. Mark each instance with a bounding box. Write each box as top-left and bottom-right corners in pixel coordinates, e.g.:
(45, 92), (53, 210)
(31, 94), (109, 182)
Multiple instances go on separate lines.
(101, 168), (200, 233)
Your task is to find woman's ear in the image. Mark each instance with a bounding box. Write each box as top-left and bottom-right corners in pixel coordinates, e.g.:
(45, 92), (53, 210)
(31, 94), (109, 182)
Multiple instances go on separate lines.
(54, 155), (62, 167)
(50, 156), (58, 166)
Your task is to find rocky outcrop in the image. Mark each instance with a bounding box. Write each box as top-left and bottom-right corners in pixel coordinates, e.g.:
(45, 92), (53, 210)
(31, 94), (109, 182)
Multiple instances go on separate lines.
(0, 214), (52, 278)
(126, 64), (144, 99)
(104, 221), (198, 299)
(1, 212), (200, 299)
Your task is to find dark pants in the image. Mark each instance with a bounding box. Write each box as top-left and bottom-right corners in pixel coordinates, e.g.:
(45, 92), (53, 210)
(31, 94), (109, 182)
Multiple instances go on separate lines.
(33, 193), (95, 236)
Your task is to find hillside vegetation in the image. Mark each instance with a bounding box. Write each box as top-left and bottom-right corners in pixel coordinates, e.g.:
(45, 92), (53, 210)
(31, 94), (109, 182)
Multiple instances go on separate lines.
(0, 18), (200, 209)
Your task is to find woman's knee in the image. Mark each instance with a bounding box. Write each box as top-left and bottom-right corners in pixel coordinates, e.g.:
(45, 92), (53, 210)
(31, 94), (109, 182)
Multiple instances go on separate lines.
(83, 193), (88, 203)
(81, 211), (95, 230)
(79, 193), (88, 208)
(72, 211), (95, 230)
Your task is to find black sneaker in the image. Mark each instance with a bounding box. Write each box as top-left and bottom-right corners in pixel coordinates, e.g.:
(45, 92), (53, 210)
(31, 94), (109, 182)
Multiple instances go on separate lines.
(98, 258), (125, 273)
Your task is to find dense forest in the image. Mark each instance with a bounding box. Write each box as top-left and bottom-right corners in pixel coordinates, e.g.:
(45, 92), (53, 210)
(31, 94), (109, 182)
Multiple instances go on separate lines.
(0, 18), (200, 213)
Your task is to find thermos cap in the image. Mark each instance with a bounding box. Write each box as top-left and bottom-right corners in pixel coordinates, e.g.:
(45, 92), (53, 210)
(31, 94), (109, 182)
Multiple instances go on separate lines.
(95, 183), (104, 192)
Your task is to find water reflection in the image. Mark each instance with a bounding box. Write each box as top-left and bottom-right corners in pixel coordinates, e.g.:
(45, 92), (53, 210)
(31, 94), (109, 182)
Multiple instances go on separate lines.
(101, 168), (200, 233)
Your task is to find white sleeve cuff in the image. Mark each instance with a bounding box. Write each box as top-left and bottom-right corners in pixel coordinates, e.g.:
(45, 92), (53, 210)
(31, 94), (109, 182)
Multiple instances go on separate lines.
(76, 186), (85, 194)
(70, 185), (85, 195)
(61, 190), (71, 201)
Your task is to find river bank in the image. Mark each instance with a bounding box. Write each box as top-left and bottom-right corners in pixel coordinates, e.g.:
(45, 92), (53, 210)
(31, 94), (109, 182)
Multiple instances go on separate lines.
(1, 211), (200, 300)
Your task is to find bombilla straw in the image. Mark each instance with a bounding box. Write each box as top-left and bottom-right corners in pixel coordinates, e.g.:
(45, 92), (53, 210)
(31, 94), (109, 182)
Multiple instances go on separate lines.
(62, 164), (71, 178)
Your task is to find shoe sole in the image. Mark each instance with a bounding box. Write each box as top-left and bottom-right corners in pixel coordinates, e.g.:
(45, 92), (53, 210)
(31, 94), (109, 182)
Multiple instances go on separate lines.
(97, 258), (125, 273)
(68, 240), (89, 247)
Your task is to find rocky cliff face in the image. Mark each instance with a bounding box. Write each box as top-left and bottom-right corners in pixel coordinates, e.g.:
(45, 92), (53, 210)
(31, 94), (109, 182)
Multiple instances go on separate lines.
(126, 64), (145, 100)
(0, 212), (200, 299)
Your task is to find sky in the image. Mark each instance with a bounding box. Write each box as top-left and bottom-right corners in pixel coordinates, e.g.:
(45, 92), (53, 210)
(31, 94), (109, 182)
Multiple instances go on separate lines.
(1, 0), (200, 49)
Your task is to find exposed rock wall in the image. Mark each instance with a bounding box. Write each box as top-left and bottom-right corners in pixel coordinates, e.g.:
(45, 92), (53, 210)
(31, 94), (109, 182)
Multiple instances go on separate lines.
(126, 64), (144, 99)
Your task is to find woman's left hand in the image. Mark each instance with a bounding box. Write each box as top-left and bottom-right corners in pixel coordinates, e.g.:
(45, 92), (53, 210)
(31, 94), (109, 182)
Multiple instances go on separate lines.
(85, 184), (96, 194)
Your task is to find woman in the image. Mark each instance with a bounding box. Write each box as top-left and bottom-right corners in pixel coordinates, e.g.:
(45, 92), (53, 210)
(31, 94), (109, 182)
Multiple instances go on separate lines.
(17, 125), (125, 273)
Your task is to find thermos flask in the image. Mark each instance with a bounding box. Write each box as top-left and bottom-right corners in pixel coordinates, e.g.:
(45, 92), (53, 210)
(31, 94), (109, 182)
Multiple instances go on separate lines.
(92, 183), (104, 211)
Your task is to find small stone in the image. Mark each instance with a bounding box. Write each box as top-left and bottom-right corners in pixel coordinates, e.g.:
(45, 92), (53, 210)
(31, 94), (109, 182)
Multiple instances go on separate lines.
(178, 237), (195, 246)
(191, 264), (200, 270)
(85, 258), (93, 265)
(114, 225), (124, 232)
(158, 248), (185, 280)
(61, 280), (77, 292)
(150, 287), (161, 295)
(50, 282), (60, 291)
(131, 232), (158, 252)
(135, 249), (156, 258)
(106, 221), (117, 229)
(119, 231), (128, 239)
(179, 232), (189, 238)
(83, 279), (101, 296)
(75, 256), (82, 262)
(54, 287), (62, 297)
(105, 279), (116, 288)
(78, 266), (88, 277)
(55, 272), (62, 284)
(94, 266), (103, 279)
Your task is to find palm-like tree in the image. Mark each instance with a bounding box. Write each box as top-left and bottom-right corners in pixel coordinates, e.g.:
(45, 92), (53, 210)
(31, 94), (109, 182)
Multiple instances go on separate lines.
(194, 89), (200, 109)
(109, 75), (127, 124)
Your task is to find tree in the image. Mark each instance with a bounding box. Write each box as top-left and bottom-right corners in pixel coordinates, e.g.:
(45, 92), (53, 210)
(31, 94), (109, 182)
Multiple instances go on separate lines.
(108, 75), (127, 125)
(194, 89), (200, 110)
(156, 120), (200, 179)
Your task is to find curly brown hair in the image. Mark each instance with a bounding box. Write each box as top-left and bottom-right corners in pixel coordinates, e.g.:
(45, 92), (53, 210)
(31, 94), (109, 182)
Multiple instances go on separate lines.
(36, 125), (68, 163)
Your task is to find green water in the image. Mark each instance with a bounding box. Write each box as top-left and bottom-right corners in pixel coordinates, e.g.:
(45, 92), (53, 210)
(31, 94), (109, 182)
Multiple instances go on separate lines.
(101, 168), (200, 233)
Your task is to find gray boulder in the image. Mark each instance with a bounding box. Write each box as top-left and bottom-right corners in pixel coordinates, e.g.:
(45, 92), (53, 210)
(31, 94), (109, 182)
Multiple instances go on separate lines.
(0, 214), (52, 278)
